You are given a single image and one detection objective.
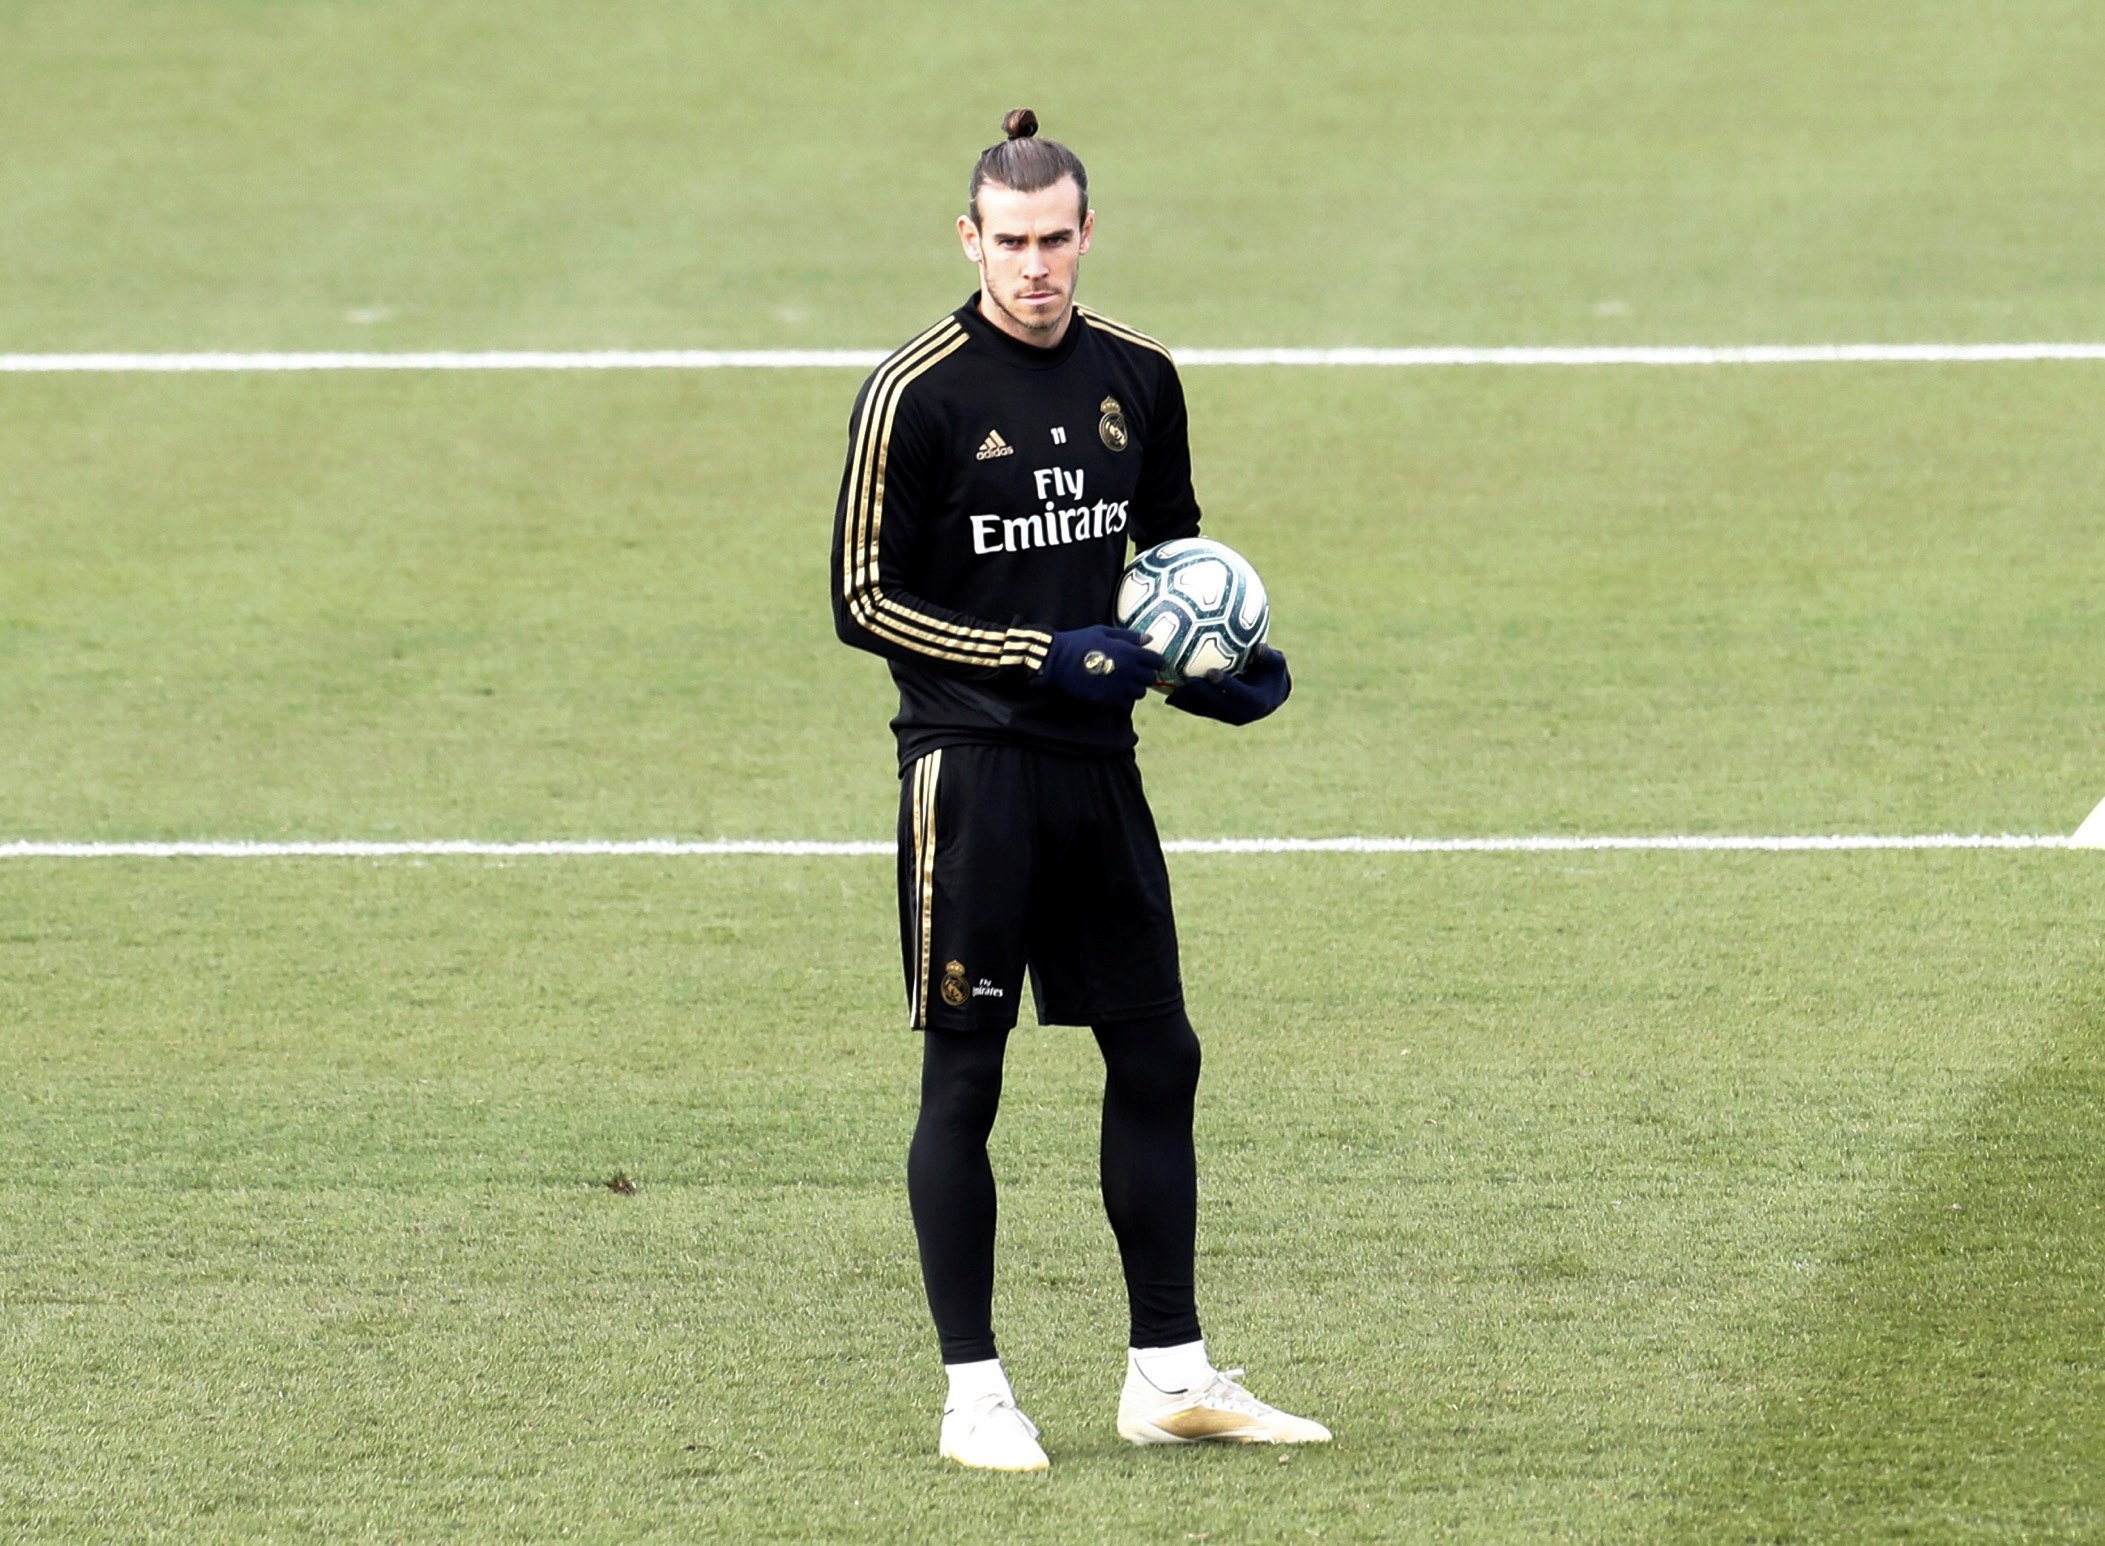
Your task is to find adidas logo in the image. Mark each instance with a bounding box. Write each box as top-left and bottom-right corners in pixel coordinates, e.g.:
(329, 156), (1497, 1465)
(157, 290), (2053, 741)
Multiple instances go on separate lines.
(974, 430), (1014, 461)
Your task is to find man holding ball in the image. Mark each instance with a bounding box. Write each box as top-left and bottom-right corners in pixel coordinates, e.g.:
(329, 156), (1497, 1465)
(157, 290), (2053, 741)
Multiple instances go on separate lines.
(828, 109), (1322, 1472)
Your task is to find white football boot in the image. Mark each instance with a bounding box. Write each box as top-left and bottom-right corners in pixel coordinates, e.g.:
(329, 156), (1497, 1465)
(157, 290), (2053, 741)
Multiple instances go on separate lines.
(939, 1392), (1051, 1472)
(1117, 1358), (1334, 1446)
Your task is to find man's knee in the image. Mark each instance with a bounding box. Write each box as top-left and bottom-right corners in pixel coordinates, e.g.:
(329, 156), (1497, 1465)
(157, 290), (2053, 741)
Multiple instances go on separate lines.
(917, 1030), (1009, 1140)
(1096, 1008), (1201, 1107)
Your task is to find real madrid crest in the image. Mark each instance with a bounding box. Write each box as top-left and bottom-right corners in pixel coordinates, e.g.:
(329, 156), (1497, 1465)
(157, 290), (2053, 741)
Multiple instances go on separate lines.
(1098, 396), (1129, 453)
(940, 960), (969, 1008)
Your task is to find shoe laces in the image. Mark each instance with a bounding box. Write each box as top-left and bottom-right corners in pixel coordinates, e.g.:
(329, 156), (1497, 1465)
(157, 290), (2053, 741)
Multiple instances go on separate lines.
(963, 1392), (1040, 1441)
(1194, 1368), (1273, 1417)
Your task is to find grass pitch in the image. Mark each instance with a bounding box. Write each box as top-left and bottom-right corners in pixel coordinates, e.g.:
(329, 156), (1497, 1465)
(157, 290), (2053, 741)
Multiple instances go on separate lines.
(4, 1), (2104, 1541)
(4, 858), (2099, 1540)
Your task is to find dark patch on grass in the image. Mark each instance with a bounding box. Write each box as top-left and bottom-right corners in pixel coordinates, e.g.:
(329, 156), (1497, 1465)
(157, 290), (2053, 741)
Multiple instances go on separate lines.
(1669, 994), (2105, 1540)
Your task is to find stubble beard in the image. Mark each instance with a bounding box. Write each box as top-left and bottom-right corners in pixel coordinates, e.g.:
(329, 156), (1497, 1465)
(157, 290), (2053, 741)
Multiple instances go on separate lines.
(986, 273), (1071, 340)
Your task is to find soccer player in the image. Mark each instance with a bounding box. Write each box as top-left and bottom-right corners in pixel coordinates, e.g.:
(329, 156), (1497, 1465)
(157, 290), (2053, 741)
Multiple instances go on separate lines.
(830, 109), (1329, 1472)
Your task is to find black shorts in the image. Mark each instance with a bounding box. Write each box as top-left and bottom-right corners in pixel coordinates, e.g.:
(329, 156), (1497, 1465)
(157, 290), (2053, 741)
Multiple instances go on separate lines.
(896, 743), (1183, 1032)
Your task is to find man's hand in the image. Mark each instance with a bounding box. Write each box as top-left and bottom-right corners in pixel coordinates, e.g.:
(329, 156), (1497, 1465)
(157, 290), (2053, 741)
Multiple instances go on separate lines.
(1166, 645), (1292, 726)
(1035, 626), (1167, 705)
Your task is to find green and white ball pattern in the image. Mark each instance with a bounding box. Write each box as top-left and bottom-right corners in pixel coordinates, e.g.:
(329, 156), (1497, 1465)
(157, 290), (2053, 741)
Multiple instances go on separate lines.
(1114, 537), (1270, 685)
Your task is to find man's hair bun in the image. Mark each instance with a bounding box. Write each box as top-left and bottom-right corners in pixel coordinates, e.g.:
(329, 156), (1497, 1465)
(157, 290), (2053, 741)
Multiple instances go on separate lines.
(968, 109), (1086, 226)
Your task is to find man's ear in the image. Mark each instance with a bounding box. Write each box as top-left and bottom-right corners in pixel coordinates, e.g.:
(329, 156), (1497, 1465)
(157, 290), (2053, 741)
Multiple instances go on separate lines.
(1078, 209), (1094, 256)
(957, 214), (983, 266)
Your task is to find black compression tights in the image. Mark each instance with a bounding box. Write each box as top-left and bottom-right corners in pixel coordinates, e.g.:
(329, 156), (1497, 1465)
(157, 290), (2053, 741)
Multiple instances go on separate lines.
(906, 1009), (1204, 1363)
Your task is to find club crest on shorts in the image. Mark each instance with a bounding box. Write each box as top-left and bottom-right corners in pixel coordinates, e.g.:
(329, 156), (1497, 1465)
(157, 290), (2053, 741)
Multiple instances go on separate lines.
(940, 960), (969, 1008)
(1098, 396), (1129, 453)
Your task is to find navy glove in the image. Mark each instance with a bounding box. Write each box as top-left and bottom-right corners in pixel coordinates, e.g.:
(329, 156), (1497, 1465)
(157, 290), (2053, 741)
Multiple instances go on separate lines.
(1166, 645), (1292, 725)
(1035, 625), (1167, 705)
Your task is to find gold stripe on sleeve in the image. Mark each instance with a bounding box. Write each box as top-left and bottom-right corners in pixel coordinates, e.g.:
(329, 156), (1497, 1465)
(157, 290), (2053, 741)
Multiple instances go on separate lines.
(1076, 305), (1175, 361)
(851, 597), (1051, 671)
(841, 326), (1025, 664)
(844, 320), (964, 605)
(839, 318), (1056, 674)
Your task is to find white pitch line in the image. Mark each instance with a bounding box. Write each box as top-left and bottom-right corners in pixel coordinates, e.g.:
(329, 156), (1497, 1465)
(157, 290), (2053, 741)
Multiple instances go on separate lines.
(0, 840), (894, 859)
(1182, 834), (2072, 852)
(0, 835), (2075, 859)
(4, 344), (2105, 373)
(1190, 344), (2105, 367)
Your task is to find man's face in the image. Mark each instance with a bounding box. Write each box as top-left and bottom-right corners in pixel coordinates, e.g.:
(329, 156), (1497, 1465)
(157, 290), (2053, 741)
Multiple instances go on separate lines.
(958, 177), (1093, 342)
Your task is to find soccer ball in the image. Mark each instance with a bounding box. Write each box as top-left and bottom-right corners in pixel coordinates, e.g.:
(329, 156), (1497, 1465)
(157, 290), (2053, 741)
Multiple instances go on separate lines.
(1114, 538), (1270, 685)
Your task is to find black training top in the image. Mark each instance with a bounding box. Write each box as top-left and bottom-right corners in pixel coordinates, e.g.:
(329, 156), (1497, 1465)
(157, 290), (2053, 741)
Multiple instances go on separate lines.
(830, 295), (1203, 768)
